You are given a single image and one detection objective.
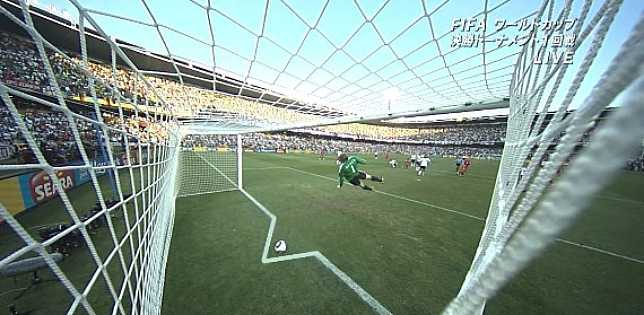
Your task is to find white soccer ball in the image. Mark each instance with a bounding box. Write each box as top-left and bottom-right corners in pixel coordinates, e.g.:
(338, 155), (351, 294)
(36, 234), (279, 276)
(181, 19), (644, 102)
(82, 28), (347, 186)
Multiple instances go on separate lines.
(274, 240), (287, 253)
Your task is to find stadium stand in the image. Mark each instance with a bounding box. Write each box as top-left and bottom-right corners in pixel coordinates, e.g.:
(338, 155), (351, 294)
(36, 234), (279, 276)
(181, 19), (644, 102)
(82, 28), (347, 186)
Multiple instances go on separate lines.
(0, 30), (505, 158)
(181, 133), (504, 159)
(1, 31), (639, 169)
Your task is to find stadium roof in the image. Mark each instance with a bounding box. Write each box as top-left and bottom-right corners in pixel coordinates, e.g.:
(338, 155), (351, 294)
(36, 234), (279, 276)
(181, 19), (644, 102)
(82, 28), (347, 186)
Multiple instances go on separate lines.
(1, 0), (636, 129)
(0, 0), (347, 117)
(0, 0), (525, 118)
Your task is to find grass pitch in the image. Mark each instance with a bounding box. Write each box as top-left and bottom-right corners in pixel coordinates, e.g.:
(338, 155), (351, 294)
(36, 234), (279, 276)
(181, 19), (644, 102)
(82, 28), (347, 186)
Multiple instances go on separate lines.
(1, 152), (642, 314)
(163, 152), (643, 315)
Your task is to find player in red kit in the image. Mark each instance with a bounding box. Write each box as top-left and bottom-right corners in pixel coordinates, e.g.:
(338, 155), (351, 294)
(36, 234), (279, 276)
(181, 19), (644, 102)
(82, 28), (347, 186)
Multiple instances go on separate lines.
(459, 157), (471, 176)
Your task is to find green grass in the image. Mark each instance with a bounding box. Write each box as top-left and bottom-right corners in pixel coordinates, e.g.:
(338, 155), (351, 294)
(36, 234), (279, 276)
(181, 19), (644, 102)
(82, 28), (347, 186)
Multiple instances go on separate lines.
(163, 152), (644, 315)
(1, 152), (642, 314)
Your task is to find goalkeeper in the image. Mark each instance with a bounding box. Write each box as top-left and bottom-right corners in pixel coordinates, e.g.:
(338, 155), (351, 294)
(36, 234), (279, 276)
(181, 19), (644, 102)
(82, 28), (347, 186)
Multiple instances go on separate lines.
(337, 154), (384, 191)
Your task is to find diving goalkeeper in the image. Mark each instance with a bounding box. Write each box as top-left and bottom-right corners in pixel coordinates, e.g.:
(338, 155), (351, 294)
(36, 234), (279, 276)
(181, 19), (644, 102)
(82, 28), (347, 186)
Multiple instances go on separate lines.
(337, 154), (384, 191)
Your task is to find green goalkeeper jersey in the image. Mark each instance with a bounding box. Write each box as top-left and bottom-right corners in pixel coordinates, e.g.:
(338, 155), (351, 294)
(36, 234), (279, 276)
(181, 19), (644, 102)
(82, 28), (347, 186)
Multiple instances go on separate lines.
(338, 156), (366, 186)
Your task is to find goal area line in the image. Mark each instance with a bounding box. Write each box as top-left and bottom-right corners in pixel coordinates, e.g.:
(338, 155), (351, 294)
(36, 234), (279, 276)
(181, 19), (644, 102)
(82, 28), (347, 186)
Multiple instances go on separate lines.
(195, 156), (393, 315)
(245, 166), (643, 265)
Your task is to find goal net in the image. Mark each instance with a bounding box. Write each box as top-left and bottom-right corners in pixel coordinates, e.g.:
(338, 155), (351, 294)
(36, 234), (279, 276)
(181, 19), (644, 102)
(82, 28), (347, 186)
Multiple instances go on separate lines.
(177, 134), (241, 197)
(444, 1), (644, 313)
(0, 2), (182, 314)
(0, 0), (642, 314)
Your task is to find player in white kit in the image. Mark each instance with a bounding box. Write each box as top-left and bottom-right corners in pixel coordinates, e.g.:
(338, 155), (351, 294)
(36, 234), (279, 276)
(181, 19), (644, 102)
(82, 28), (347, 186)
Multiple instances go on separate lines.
(417, 155), (431, 176)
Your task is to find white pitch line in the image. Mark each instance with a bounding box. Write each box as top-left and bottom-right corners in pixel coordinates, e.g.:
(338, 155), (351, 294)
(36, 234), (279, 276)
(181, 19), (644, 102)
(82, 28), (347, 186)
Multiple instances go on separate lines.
(247, 160), (644, 205)
(555, 239), (644, 264)
(240, 187), (393, 315)
(197, 156), (392, 314)
(594, 195), (644, 205)
(177, 188), (237, 198)
(196, 155), (238, 187)
(283, 166), (484, 221)
(244, 166), (289, 170)
(263, 251), (319, 263)
(428, 169), (644, 205)
(253, 166), (644, 265)
(373, 190), (484, 221)
(316, 253), (392, 314)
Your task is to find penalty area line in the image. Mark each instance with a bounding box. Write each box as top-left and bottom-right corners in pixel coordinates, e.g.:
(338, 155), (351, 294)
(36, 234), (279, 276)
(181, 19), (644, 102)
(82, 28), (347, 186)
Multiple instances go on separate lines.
(283, 166), (484, 221)
(244, 166), (290, 170)
(197, 157), (392, 314)
(555, 239), (644, 264)
(240, 187), (393, 315)
(271, 166), (643, 265)
(428, 169), (644, 205)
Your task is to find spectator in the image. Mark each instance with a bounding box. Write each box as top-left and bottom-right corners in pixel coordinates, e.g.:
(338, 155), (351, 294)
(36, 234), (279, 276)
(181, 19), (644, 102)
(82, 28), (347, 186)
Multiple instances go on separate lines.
(181, 132), (505, 160)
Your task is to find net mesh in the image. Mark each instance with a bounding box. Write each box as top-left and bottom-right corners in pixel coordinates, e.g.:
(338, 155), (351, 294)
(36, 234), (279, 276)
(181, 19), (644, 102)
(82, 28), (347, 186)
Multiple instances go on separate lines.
(177, 134), (239, 197)
(63, 0), (527, 116)
(0, 1), (181, 314)
(0, 0), (642, 314)
(446, 0), (644, 312)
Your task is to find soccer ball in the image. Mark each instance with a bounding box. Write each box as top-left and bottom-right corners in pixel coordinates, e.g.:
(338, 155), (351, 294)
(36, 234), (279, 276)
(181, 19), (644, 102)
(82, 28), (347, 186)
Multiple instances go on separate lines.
(274, 240), (287, 254)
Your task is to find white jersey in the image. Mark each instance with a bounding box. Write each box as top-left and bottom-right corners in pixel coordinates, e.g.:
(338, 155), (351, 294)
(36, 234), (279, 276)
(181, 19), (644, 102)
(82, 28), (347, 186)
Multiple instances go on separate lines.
(389, 159), (397, 167)
(419, 157), (430, 167)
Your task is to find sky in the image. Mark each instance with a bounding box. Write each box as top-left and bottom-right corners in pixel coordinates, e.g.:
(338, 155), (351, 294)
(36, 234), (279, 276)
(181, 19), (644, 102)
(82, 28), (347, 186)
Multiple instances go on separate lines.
(20, 0), (644, 118)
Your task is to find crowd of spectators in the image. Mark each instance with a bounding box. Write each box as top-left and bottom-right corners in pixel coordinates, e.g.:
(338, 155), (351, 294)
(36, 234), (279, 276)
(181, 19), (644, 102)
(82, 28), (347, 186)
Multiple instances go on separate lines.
(625, 156), (644, 172)
(0, 32), (53, 95)
(398, 124), (506, 145)
(4, 31), (640, 167)
(181, 132), (504, 159)
(0, 97), (171, 166)
(0, 32), (508, 143)
(181, 132), (644, 165)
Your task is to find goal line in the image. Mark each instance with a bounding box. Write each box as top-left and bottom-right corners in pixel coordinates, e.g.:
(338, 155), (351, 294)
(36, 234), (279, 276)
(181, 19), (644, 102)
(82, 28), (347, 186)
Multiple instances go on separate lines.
(193, 150), (393, 315)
